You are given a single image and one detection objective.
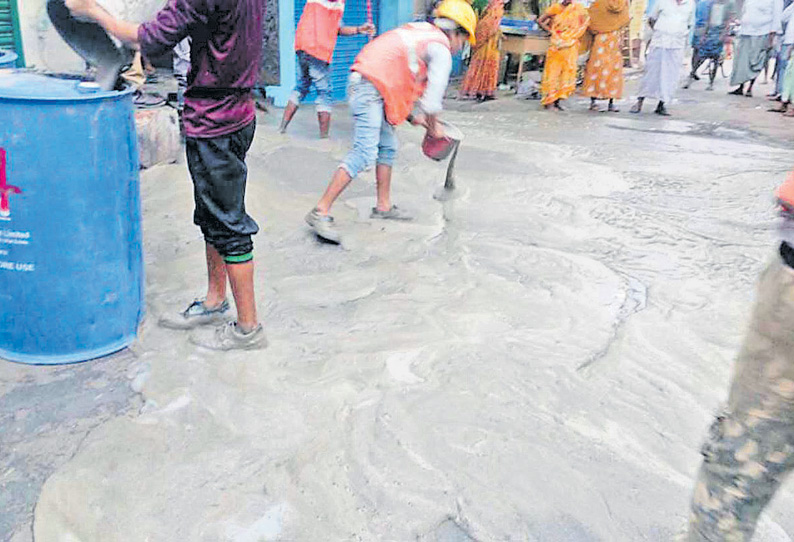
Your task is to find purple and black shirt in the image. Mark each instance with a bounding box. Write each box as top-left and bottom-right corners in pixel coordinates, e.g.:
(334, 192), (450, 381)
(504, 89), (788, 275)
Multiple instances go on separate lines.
(138, 0), (263, 138)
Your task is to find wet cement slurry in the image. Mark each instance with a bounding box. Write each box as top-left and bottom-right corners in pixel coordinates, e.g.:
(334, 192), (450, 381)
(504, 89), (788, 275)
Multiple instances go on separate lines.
(5, 74), (794, 541)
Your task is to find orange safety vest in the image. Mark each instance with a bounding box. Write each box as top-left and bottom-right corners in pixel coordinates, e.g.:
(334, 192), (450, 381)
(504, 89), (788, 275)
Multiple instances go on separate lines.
(778, 169), (794, 210)
(352, 22), (451, 126)
(295, 0), (346, 64)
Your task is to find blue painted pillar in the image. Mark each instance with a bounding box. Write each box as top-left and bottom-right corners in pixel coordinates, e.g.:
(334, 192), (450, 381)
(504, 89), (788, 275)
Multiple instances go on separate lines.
(381, 0), (414, 30)
(267, 0), (415, 107)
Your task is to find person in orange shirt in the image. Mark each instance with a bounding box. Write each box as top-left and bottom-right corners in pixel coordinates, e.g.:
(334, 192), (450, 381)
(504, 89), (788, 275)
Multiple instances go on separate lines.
(303, 0), (477, 244)
(537, 0), (590, 110)
(278, 0), (375, 138)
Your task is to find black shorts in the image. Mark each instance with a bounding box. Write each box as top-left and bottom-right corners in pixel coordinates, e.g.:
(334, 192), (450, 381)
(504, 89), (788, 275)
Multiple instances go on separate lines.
(186, 121), (258, 260)
(781, 241), (794, 269)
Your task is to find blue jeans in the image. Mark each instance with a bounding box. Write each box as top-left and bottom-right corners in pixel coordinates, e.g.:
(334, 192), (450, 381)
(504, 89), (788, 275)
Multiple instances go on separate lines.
(340, 74), (399, 179)
(290, 51), (333, 113)
(778, 45), (792, 95)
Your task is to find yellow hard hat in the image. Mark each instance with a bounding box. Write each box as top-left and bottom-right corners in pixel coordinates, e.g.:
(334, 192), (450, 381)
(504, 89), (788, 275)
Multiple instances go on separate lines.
(435, 0), (478, 45)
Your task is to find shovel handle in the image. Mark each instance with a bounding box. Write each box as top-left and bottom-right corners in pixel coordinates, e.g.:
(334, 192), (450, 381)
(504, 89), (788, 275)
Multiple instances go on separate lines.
(444, 141), (460, 190)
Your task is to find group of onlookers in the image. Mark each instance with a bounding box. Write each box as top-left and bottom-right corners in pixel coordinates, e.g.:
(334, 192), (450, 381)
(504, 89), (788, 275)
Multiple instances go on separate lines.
(459, 0), (794, 119)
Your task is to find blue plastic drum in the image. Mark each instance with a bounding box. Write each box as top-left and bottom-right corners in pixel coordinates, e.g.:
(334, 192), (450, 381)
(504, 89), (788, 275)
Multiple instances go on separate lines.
(0, 50), (18, 69)
(0, 72), (143, 364)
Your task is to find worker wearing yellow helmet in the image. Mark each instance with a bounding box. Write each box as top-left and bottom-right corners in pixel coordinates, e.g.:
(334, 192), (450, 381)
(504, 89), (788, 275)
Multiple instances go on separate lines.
(305, 0), (477, 243)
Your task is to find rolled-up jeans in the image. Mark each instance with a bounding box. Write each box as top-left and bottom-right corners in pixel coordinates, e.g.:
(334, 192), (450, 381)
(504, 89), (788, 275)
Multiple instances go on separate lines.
(339, 73), (399, 179)
(777, 44), (793, 95)
(290, 51), (333, 113)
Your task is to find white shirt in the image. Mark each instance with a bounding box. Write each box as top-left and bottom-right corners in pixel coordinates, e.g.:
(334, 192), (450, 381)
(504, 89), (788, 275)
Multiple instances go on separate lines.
(650, 0), (696, 48)
(417, 41), (453, 115)
(781, 2), (794, 42)
(740, 0), (783, 36)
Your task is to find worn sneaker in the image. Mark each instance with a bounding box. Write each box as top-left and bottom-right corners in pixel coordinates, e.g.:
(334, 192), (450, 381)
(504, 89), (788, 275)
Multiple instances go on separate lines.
(189, 321), (268, 351)
(370, 204), (413, 221)
(158, 299), (230, 330)
(305, 208), (341, 243)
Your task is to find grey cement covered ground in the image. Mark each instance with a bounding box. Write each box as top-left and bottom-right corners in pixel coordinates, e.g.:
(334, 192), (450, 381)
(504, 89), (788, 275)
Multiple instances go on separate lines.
(4, 71), (794, 541)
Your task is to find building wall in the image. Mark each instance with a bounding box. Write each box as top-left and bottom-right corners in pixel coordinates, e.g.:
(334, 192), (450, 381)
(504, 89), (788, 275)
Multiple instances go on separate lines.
(18, 0), (281, 84)
(414, 0), (434, 19)
(262, 0), (280, 86)
(266, 0), (415, 107)
(15, 0), (410, 93)
(17, 0), (164, 69)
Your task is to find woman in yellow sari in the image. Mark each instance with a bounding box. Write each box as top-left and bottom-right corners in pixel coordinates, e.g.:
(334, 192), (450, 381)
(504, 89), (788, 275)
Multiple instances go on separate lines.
(460, 0), (508, 101)
(538, 0), (590, 110)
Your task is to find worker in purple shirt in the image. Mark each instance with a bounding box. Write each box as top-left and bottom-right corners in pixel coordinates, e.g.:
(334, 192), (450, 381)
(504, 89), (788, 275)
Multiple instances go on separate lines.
(65, 0), (267, 351)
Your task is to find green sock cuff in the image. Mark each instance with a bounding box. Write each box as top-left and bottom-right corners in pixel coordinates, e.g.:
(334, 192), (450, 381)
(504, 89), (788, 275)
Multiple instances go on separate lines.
(224, 252), (253, 264)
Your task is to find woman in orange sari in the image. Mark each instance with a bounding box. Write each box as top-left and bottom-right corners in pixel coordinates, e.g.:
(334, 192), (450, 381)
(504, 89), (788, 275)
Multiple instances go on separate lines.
(460, 0), (508, 101)
(582, 0), (630, 112)
(538, 0), (590, 110)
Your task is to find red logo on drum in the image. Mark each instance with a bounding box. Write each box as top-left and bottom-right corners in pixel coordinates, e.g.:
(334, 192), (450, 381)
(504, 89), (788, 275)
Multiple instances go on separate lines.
(0, 148), (22, 220)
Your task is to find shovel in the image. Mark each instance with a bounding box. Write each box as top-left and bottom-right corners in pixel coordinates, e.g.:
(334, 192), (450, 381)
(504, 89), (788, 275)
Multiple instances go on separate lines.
(418, 119), (463, 200)
(443, 140), (460, 191)
(47, 0), (129, 90)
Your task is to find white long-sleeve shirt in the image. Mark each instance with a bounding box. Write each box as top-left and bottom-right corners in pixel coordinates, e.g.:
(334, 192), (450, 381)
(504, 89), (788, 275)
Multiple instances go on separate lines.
(650, 0), (696, 48)
(782, 2), (794, 43)
(417, 41), (453, 115)
(740, 0), (783, 36)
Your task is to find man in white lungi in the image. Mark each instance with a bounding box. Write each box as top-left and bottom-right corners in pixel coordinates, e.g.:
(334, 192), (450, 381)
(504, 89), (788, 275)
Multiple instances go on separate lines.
(630, 0), (695, 116)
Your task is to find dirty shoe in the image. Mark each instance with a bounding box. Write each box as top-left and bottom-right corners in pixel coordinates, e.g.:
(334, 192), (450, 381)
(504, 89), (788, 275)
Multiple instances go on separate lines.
(189, 321), (268, 351)
(133, 90), (166, 109)
(305, 208), (341, 243)
(370, 205), (413, 221)
(158, 299), (230, 330)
